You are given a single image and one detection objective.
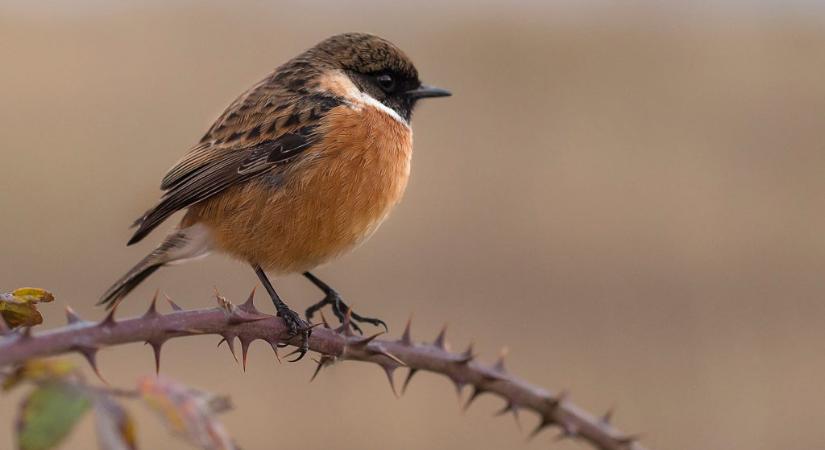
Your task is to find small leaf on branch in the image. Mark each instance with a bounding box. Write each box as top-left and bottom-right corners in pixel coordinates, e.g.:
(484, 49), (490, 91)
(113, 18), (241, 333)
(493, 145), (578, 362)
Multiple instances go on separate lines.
(0, 288), (55, 328)
(3, 358), (78, 392)
(11, 288), (55, 304)
(95, 394), (138, 450)
(138, 375), (236, 450)
(16, 382), (91, 450)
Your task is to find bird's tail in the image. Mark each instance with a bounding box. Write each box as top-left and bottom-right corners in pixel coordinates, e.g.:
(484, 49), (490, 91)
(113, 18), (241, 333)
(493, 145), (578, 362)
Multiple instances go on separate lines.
(99, 223), (213, 309)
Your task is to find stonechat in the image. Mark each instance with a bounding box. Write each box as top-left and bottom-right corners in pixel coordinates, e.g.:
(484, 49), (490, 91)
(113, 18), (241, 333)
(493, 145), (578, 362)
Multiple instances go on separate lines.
(100, 33), (450, 358)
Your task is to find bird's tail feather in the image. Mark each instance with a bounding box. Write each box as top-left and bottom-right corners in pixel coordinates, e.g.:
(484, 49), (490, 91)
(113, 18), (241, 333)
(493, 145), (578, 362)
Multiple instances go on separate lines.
(99, 223), (213, 309)
(98, 261), (162, 309)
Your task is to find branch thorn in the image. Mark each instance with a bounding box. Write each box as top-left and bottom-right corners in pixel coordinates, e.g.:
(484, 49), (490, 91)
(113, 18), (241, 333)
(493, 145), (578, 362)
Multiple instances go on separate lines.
(144, 338), (165, 374)
(98, 303), (119, 328)
(494, 402), (522, 430)
(142, 290), (161, 319)
(65, 306), (84, 325)
(456, 342), (475, 364)
(401, 368), (418, 394)
(463, 386), (486, 411)
(74, 345), (106, 384)
(433, 324), (448, 350)
(264, 336), (282, 363)
(310, 354), (335, 382)
(399, 315), (413, 346)
(238, 287), (259, 314)
(601, 406), (615, 425)
(164, 293), (183, 311)
(240, 336), (253, 371)
(493, 347), (509, 373)
(217, 334), (239, 363)
(382, 364), (399, 398)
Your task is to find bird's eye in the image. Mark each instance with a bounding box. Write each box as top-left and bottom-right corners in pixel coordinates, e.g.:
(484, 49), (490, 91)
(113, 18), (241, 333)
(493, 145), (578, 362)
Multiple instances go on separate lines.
(376, 74), (395, 92)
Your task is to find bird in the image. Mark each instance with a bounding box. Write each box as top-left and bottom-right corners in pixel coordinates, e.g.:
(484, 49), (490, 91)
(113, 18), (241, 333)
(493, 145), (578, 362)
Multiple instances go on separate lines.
(99, 32), (451, 359)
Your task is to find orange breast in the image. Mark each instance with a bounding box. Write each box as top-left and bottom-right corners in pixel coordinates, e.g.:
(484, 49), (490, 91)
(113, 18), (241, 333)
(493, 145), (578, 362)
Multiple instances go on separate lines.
(189, 103), (413, 273)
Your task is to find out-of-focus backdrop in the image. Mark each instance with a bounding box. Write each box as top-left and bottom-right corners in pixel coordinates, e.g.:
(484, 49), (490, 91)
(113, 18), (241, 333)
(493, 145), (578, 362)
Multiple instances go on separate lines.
(2, 1), (824, 449)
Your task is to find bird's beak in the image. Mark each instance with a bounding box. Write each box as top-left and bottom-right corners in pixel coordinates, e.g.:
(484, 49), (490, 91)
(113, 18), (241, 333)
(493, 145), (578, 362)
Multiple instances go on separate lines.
(406, 84), (452, 100)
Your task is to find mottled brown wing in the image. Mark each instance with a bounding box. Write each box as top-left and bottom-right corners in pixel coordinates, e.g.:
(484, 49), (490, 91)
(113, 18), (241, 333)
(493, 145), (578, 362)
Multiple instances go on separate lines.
(127, 61), (346, 246)
(160, 77), (292, 191)
(128, 126), (318, 246)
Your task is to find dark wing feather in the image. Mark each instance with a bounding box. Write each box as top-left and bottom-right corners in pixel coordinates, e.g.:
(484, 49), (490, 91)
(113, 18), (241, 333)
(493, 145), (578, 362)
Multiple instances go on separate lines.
(128, 127), (318, 246)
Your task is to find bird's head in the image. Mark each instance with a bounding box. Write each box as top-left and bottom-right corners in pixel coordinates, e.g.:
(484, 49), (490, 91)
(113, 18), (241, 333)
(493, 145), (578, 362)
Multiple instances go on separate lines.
(297, 33), (451, 123)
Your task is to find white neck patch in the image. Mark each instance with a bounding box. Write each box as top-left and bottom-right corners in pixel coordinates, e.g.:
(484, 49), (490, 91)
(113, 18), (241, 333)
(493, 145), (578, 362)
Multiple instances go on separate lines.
(320, 70), (410, 128)
(353, 90), (410, 128)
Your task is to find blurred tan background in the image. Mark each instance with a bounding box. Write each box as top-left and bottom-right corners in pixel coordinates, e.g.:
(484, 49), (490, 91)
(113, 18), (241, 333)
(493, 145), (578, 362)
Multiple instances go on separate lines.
(2, 1), (825, 449)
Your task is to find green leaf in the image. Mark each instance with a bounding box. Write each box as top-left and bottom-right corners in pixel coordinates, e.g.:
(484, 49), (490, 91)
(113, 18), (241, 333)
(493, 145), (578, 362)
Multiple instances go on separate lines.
(16, 383), (91, 450)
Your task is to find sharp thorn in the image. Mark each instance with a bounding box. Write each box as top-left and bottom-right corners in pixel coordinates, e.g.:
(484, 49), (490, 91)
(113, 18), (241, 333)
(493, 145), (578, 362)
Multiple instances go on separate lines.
(349, 332), (384, 349)
(528, 417), (553, 440)
(310, 359), (324, 382)
(463, 386), (485, 411)
(143, 290), (160, 319)
(145, 339), (164, 374)
(511, 405), (522, 430)
(399, 315), (413, 346)
(164, 294), (183, 311)
(65, 306), (83, 325)
(494, 401), (523, 430)
(239, 287), (258, 314)
(240, 337), (253, 372)
(401, 368), (418, 394)
(433, 324), (448, 350)
(370, 346), (405, 367)
(264, 337), (282, 363)
(601, 406), (615, 425)
(451, 377), (465, 397)
(456, 342), (475, 364)
(494, 402), (512, 416)
(493, 347), (509, 373)
(75, 345), (106, 384)
(218, 335), (239, 363)
(309, 355), (333, 382)
(98, 304), (118, 328)
(382, 365), (398, 398)
(550, 389), (570, 409)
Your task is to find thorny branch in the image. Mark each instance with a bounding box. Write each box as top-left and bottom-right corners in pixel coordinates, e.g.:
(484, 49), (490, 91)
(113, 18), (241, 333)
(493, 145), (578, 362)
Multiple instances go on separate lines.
(0, 291), (647, 450)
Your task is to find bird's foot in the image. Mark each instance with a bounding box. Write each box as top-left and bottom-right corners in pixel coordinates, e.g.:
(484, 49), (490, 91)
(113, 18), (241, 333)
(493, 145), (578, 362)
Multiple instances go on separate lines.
(305, 291), (387, 335)
(276, 307), (311, 361)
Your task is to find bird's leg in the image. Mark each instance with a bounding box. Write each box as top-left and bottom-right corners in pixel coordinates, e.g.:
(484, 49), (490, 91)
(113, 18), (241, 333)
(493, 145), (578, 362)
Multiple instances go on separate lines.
(253, 265), (310, 361)
(303, 271), (387, 334)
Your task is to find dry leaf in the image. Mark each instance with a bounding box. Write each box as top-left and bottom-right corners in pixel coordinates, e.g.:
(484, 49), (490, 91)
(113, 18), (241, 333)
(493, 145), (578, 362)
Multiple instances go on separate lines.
(2, 358), (78, 392)
(0, 288), (55, 328)
(138, 376), (235, 450)
(95, 395), (138, 450)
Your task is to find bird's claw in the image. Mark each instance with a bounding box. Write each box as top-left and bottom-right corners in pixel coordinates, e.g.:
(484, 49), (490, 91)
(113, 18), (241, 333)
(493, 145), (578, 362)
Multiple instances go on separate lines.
(277, 308), (311, 361)
(305, 292), (387, 335)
